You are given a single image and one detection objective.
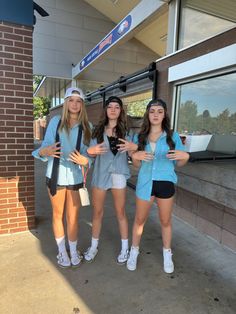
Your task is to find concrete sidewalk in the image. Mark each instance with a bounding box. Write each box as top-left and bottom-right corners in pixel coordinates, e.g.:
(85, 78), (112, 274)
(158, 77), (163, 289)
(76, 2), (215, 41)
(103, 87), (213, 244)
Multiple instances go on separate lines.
(0, 159), (236, 314)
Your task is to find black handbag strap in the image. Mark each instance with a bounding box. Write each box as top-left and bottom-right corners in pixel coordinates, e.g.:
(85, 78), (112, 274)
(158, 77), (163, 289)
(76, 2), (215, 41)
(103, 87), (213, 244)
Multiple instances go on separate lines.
(76, 124), (83, 151)
(49, 119), (61, 196)
(50, 120), (83, 196)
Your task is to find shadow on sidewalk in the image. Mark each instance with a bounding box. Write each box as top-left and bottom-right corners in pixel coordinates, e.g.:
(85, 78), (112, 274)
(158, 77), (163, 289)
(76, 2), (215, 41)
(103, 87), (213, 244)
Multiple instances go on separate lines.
(31, 158), (236, 314)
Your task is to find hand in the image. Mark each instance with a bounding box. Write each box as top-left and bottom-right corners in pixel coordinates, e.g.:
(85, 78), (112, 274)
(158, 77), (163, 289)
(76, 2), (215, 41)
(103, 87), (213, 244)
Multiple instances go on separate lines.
(68, 150), (89, 166)
(87, 142), (108, 155)
(132, 151), (154, 162)
(167, 150), (189, 167)
(166, 150), (189, 161)
(117, 138), (138, 153)
(39, 142), (62, 158)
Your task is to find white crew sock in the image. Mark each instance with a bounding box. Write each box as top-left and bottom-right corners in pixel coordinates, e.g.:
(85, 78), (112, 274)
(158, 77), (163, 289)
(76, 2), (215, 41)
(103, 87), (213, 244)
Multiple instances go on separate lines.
(55, 236), (66, 254)
(121, 238), (129, 252)
(69, 240), (77, 255)
(91, 237), (99, 250)
(131, 245), (139, 252)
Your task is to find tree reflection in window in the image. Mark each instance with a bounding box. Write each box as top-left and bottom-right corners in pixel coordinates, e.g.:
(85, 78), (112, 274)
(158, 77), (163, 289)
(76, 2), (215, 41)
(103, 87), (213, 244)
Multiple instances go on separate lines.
(177, 73), (236, 136)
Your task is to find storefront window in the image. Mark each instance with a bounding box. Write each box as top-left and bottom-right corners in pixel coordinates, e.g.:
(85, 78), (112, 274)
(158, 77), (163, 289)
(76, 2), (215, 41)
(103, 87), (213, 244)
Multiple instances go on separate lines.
(176, 73), (236, 153)
(176, 72), (236, 137)
(178, 0), (236, 49)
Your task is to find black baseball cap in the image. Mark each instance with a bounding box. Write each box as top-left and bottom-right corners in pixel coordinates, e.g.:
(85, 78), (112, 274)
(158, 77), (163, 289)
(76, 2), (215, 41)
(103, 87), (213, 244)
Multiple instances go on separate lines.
(146, 99), (167, 110)
(104, 96), (123, 107)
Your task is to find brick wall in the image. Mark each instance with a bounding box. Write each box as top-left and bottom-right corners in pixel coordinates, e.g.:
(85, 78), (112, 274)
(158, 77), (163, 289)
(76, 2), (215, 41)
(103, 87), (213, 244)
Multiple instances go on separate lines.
(0, 21), (35, 234)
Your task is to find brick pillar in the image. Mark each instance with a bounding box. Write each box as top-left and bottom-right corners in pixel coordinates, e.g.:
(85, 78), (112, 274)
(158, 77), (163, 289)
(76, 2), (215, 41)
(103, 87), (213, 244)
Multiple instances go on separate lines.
(0, 21), (35, 234)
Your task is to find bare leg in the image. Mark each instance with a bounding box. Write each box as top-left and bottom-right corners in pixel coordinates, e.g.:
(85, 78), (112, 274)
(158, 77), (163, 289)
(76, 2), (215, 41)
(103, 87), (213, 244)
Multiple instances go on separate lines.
(48, 188), (66, 238)
(132, 196), (154, 247)
(111, 188), (128, 239)
(91, 187), (107, 238)
(65, 189), (80, 241)
(157, 197), (174, 249)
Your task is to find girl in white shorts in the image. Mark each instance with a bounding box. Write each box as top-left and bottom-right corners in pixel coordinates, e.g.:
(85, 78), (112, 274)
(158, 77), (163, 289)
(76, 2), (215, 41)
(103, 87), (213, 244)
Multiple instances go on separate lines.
(84, 96), (137, 265)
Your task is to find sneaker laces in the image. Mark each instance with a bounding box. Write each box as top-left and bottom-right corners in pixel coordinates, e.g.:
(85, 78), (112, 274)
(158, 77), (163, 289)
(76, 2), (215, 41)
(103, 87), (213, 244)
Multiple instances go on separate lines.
(85, 247), (96, 258)
(128, 248), (139, 263)
(57, 252), (70, 264)
(163, 250), (173, 265)
(71, 251), (83, 265)
(58, 252), (66, 259)
(119, 249), (128, 259)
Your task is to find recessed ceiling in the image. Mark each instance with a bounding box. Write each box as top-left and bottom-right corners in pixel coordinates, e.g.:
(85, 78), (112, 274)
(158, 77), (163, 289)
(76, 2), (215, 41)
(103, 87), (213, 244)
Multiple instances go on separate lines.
(84, 0), (168, 57)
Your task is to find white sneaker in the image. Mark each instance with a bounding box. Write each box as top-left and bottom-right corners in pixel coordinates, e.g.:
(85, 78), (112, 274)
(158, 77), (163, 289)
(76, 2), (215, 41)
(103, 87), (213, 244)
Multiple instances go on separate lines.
(163, 248), (174, 274)
(84, 246), (98, 262)
(126, 246), (139, 271)
(117, 249), (129, 265)
(70, 251), (83, 267)
(57, 251), (71, 268)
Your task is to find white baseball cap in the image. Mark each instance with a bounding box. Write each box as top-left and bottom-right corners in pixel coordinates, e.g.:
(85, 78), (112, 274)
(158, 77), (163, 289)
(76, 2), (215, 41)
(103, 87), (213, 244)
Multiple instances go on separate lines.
(64, 87), (85, 100)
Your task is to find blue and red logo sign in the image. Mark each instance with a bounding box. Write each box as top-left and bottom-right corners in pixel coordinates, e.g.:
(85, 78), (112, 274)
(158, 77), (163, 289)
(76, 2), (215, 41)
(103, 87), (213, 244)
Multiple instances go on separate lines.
(79, 15), (132, 71)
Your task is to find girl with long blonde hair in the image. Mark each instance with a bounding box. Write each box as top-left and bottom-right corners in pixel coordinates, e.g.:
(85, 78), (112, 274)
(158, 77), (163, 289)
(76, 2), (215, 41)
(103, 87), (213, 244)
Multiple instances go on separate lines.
(32, 87), (92, 268)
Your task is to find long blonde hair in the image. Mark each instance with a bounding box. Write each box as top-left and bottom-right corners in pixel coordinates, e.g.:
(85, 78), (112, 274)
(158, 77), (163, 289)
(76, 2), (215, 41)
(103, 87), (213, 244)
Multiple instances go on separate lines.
(59, 94), (91, 146)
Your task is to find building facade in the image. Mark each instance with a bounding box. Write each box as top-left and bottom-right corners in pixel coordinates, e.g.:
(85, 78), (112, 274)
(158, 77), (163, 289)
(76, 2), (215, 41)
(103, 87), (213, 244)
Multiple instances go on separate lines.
(1, 0), (235, 251)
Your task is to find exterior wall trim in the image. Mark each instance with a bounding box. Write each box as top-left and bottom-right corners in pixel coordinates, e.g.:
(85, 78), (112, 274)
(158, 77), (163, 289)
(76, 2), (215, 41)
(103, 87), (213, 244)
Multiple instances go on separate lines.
(156, 26), (236, 64)
(168, 43), (236, 82)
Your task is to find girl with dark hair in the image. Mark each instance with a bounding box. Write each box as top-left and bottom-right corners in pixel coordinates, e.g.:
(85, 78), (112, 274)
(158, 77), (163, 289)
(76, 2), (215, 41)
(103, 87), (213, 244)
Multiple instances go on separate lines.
(84, 96), (137, 264)
(32, 87), (92, 268)
(126, 99), (189, 273)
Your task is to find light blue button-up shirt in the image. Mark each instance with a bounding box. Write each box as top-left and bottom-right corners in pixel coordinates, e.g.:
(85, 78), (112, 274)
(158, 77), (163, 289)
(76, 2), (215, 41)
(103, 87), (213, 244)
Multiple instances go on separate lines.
(134, 131), (185, 201)
(32, 115), (92, 186)
(90, 134), (131, 190)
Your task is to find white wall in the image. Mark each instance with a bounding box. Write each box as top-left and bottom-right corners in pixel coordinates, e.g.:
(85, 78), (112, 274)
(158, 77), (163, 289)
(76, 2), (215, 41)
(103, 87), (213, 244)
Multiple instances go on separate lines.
(33, 0), (156, 82)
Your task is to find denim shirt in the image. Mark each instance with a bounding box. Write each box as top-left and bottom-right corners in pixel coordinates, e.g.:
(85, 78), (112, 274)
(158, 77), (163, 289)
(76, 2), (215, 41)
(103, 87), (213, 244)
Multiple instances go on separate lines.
(32, 115), (92, 186)
(134, 131), (185, 201)
(90, 134), (131, 190)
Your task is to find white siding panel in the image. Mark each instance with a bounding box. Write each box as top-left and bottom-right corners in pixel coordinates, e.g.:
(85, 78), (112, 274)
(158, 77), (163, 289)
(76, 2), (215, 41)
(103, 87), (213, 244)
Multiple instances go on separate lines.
(34, 19), (56, 36)
(33, 48), (56, 63)
(114, 61), (144, 74)
(33, 34), (56, 50)
(108, 48), (138, 63)
(56, 0), (109, 20)
(136, 51), (157, 65)
(55, 23), (106, 42)
(83, 16), (115, 33)
(56, 51), (84, 66)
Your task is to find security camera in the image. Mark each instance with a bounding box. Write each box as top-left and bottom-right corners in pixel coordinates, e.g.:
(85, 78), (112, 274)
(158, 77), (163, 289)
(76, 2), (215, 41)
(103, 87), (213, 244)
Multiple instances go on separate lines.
(33, 2), (49, 25)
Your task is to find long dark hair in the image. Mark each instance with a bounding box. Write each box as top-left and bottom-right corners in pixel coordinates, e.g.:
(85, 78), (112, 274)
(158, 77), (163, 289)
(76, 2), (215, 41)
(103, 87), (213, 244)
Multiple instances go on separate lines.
(92, 96), (127, 143)
(138, 99), (175, 150)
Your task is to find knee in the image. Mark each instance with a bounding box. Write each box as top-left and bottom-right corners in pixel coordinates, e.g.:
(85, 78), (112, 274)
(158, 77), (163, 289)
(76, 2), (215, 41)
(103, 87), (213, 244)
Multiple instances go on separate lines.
(135, 216), (146, 227)
(160, 219), (171, 228)
(66, 213), (78, 226)
(53, 210), (63, 222)
(116, 210), (126, 222)
(93, 208), (104, 220)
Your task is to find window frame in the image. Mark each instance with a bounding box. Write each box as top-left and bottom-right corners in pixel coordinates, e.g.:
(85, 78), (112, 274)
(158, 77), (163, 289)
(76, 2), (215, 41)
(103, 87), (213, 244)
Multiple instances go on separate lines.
(172, 69), (236, 132)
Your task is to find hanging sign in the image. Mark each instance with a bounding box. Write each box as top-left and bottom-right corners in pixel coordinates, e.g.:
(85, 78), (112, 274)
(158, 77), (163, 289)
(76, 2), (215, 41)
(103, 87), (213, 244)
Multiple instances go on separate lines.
(79, 15), (132, 71)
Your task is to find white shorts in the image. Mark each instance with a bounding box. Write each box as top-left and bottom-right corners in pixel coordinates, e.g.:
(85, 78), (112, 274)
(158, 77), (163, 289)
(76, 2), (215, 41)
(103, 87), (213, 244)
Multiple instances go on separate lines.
(111, 173), (126, 189)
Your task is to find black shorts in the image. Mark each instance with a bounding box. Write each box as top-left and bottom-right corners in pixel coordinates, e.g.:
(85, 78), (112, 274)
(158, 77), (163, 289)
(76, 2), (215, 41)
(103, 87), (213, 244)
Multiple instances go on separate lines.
(151, 181), (175, 199)
(46, 177), (83, 191)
